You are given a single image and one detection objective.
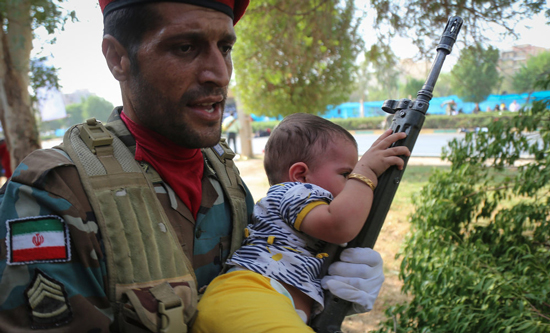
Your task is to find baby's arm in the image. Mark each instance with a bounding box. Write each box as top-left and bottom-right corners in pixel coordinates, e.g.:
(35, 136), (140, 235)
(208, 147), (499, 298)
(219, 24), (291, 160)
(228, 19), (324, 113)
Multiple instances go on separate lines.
(300, 130), (410, 244)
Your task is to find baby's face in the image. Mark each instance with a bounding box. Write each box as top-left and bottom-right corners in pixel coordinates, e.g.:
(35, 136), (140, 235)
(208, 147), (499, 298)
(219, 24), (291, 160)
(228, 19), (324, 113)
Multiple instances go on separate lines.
(306, 137), (358, 197)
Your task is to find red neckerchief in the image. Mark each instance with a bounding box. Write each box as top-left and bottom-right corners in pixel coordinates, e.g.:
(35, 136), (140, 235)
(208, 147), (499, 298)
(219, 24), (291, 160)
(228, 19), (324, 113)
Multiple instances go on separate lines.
(121, 112), (204, 219)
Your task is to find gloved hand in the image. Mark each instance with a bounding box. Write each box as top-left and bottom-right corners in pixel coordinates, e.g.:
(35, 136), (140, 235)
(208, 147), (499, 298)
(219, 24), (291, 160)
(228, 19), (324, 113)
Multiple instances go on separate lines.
(321, 247), (384, 314)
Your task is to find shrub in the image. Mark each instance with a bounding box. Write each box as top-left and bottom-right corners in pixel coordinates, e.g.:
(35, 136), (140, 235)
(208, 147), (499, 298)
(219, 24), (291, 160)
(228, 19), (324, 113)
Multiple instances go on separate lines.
(374, 86), (550, 331)
(249, 113), (515, 133)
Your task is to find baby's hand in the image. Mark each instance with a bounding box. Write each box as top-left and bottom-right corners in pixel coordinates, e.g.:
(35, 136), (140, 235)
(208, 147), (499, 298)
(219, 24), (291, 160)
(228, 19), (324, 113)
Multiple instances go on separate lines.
(354, 129), (411, 180)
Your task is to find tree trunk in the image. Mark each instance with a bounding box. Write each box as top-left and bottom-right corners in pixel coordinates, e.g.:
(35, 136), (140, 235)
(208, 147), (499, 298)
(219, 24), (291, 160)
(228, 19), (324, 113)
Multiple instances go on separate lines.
(235, 94), (253, 159)
(0, 1), (41, 171)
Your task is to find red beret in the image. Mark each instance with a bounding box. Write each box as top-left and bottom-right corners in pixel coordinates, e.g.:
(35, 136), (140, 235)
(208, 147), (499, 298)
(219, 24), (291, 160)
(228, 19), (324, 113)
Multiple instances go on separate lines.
(99, 0), (249, 24)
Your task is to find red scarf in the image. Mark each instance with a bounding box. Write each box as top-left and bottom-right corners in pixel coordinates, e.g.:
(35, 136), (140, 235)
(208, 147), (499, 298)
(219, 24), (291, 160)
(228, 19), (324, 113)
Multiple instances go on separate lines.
(121, 112), (204, 219)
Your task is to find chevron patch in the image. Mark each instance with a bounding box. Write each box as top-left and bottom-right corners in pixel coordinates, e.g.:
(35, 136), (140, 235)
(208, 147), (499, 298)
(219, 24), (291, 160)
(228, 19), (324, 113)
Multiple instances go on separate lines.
(25, 270), (73, 329)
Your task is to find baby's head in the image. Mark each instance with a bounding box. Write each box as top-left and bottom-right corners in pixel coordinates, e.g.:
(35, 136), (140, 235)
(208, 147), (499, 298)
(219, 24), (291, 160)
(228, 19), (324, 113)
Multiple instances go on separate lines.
(264, 113), (358, 188)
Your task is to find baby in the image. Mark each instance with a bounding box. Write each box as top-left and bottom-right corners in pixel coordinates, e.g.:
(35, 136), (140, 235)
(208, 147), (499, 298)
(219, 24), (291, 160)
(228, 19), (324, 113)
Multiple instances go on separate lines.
(192, 113), (410, 332)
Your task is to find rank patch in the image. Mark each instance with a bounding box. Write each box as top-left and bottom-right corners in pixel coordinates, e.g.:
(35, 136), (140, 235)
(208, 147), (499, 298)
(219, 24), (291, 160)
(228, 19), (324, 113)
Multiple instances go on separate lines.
(6, 215), (71, 265)
(25, 270), (73, 329)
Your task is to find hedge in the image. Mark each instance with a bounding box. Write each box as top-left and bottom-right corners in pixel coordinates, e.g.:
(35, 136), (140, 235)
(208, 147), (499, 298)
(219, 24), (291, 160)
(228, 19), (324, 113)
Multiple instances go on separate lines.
(250, 112), (517, 134)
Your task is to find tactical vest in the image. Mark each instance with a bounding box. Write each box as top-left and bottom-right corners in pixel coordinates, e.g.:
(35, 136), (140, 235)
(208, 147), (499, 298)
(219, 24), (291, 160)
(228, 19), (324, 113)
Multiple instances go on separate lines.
(62, 118), (248, 333)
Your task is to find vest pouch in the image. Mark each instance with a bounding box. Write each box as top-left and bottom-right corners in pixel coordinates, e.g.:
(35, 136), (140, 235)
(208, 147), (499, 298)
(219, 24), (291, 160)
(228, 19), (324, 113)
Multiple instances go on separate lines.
(119, 282), (193, 333)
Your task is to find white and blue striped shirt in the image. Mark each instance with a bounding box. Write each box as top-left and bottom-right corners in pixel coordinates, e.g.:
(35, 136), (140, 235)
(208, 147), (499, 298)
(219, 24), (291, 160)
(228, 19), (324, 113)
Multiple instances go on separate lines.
(227, 182), (333, 307)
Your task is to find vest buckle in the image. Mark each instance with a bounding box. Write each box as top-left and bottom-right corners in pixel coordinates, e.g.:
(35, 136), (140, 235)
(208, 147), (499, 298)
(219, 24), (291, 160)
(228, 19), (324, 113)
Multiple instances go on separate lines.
(158, 301), (186, 333)
(79, 118), (114, 154)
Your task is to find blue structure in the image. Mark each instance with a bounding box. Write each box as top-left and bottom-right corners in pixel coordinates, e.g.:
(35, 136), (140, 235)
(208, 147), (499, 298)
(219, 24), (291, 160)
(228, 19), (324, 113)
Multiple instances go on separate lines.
(249, 90), (550, 121)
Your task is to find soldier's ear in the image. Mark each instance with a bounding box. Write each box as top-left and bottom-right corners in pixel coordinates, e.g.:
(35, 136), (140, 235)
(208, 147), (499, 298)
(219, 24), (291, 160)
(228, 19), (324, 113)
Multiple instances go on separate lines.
(102, 35), (131, 82)
(288, 162), (309, 183)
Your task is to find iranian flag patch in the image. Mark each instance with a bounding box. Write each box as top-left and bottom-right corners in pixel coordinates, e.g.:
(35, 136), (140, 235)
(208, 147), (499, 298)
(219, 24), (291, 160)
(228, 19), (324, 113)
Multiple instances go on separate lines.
(6, 216), (71, 265)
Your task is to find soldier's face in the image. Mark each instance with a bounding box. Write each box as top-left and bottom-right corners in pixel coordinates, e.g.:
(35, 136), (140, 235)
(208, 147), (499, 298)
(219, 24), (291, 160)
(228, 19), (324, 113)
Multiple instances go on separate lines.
(127, 3), (236, 148)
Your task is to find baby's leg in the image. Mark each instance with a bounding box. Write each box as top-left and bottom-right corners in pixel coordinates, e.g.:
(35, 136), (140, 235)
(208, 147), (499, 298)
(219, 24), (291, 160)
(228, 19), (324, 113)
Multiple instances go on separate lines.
(191, 270), (314, 333)
(275, 280), (315, 323)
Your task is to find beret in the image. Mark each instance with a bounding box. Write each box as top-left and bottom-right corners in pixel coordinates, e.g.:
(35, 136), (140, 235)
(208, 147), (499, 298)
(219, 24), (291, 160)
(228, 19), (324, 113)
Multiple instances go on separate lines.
(99, 0), (249, 24)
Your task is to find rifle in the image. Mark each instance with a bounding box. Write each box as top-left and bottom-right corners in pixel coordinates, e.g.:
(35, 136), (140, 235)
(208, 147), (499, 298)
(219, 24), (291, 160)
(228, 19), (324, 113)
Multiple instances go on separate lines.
(311, 16), (463, 333)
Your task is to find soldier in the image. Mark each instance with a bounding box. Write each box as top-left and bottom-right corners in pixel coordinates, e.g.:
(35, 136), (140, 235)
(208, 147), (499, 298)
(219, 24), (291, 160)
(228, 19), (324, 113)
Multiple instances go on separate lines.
(0, 1), (385, 332)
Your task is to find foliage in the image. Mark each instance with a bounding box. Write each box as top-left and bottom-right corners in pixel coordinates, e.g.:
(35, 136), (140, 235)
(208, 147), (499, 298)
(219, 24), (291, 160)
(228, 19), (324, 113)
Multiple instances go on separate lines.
(512, 51), (550, 94)
(360, 43), (400, 102)
(233, 0), (363, 117)
(5, 1), (74, 101)
(375, 76), (550, 332)
(29, 56), (60, 102)
(432, 72), (453, 99)
(38, 117), (64, 133)
(369, 0), (548, 56)
(450, 44), (501, 103)
(65, 103), (84, 128)
(0, 0), (75, 166)
(38, 95), (114, 134)
(250, 113), (515, 133)
(81, 95), (114, 123)
(400, 77), (424, 99)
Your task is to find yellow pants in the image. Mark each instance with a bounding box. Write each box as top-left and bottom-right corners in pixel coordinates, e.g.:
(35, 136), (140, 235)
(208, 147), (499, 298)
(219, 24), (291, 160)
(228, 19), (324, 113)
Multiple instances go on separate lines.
(191, 270), (315, 332)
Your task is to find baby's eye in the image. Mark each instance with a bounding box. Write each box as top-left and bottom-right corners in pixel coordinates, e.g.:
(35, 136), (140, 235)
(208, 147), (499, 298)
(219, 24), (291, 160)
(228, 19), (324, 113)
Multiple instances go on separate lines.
(342, 172), (351, 178)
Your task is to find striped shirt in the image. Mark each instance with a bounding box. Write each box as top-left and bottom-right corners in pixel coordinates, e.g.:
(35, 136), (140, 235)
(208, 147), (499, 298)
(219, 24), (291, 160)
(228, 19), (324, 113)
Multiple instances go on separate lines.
(227, 182), (332, 307)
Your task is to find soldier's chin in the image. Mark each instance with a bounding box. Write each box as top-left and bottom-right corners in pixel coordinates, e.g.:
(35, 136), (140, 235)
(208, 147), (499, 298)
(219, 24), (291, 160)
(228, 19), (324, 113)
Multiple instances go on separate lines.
(171, 132), (221, 149)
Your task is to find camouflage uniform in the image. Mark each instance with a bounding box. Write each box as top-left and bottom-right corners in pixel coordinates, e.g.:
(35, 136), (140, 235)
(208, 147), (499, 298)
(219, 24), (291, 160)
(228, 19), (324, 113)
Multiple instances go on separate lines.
(0, 109), (254, 332)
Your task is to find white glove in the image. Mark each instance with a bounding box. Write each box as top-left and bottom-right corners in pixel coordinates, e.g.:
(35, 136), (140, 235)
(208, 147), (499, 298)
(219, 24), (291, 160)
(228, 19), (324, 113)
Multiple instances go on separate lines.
(321, 247), (384, 314)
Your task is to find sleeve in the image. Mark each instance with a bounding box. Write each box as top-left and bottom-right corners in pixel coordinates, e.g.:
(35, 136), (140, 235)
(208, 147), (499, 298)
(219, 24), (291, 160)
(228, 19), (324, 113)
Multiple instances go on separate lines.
(278, 183), (333, 231)
(0, 149), (112, 332)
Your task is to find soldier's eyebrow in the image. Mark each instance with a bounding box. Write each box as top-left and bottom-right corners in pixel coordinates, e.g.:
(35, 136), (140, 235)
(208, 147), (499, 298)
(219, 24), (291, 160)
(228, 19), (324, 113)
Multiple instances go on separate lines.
(163, 31), (237, 44)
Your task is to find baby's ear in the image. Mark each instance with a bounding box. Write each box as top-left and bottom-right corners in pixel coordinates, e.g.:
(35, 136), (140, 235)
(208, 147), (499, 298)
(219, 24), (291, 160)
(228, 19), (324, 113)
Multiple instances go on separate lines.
(288, 162), (309, 183)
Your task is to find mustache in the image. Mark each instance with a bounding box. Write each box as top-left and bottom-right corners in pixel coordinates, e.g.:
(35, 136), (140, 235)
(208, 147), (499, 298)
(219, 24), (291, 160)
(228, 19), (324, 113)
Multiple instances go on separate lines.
(182, 86), (227, 104)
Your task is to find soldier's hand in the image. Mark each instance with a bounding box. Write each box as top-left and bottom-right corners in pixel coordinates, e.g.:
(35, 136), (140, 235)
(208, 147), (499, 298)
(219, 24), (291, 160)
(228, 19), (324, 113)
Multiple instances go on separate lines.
(320, 247), (384, 314)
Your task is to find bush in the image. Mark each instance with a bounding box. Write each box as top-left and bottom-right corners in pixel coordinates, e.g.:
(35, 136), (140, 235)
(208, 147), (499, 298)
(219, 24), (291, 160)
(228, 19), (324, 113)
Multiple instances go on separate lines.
(249, 113), (515, 133)
(374, 90), (550, 330)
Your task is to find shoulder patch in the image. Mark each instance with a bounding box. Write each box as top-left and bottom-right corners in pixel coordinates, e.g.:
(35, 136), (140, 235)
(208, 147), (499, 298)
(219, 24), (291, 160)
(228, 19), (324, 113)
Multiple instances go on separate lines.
(6, 215), (71, 265)
(25, 269), (73, 329)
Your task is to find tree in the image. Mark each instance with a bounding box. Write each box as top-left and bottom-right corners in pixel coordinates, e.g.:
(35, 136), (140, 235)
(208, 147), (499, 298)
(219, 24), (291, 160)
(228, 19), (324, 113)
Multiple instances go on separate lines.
(369, 0), (548, 56)
(363, 43), (400, 101)
(399, 77), (424, 99)
(65, 103), (84, 128)
(376, 75), (550, 332)
(233, 0), (363, 117)
(432, 72), (453, 98)
(450, 44), (501, 103)
(512, 51), (550, 94)
(0, 0), (74, 170)
(81, 95), (114, 123)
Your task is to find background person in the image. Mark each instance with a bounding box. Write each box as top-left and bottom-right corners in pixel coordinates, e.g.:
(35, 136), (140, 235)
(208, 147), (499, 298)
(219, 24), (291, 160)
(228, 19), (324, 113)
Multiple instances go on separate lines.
(222, 111), (240, 153)
(509, 100), (520, 112)
(472, 103), (481, 114)
(0, 1), (386, 332)
(193, 113), (409, 332)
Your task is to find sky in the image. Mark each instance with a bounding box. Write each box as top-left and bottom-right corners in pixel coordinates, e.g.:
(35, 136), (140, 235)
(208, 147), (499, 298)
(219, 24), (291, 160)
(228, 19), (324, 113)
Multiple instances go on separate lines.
(33, 1), (550, 110)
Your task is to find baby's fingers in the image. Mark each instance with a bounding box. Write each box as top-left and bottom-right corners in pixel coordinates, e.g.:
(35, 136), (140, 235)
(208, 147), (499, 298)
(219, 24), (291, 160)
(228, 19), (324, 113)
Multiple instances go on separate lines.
(371, 129), (394, 146)
(373, 131), (407, 151)
(386, 145), (411, 157)
(385, 155), (406, 170)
